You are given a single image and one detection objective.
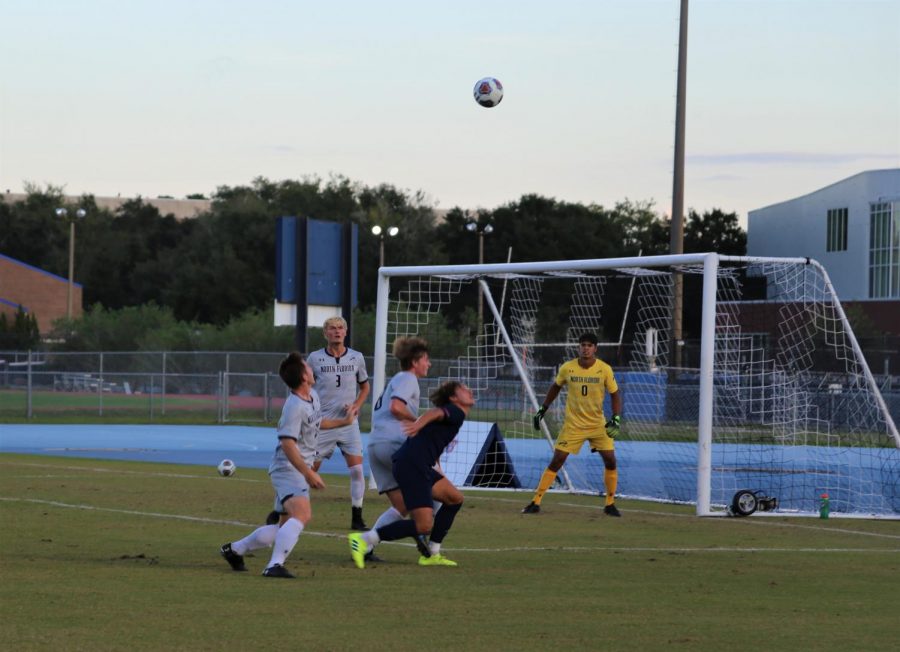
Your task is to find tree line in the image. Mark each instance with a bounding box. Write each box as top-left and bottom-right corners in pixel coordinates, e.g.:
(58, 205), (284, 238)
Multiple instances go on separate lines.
(0, 176), (745, 350)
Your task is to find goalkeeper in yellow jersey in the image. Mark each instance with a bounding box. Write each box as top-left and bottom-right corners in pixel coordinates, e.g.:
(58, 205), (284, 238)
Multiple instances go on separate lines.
(523, 332), (623, 516)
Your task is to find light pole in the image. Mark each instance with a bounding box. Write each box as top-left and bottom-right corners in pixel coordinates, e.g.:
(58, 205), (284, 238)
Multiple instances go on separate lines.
(465, 220), (494, 330)
(670, 0), (689, 371)
(371, 224), (400, 268)
(56, 207), (87, 319)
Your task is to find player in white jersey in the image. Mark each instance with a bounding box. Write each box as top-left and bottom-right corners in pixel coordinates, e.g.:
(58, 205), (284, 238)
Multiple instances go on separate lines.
(219, 352), (358, 578)
(308, 316), (371, 530)
(364, 336), (431, 559)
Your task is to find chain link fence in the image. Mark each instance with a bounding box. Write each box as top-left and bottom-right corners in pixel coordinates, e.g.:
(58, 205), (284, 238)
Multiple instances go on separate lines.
(1, 347), (897, 426)
(0, 351), (290, 423)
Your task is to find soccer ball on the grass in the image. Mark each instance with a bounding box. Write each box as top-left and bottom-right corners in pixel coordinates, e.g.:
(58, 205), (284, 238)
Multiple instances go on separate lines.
(473, 77), (503, 107)
(217, 459), (236, 477)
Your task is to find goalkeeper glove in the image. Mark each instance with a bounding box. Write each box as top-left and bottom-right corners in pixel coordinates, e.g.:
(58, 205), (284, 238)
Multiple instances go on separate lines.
(533, 406), (547, 430)
(606, 415), (621, 438)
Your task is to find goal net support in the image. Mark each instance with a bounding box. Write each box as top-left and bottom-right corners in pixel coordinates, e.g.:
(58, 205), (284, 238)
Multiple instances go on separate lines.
(371, 253), (900, 518)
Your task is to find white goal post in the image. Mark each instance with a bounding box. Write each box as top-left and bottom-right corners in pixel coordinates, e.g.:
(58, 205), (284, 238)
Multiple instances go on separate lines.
(371, 253), (900, 518)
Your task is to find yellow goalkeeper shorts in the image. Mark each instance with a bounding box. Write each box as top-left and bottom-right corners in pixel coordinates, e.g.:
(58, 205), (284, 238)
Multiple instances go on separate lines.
(554, 423), (614, 454)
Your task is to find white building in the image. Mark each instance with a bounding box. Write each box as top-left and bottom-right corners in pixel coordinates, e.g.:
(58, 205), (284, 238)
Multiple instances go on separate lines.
(747, 169), (900, 303)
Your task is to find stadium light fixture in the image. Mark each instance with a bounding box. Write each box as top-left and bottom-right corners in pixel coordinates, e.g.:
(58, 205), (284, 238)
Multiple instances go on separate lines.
(372, 224), (400, 267)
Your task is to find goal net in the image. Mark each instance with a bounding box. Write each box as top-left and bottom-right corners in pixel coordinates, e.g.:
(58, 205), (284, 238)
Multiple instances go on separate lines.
(371, 254), (900, 518)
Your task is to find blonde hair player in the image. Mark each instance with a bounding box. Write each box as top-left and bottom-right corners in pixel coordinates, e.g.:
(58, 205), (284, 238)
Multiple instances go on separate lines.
(306, 316), (371, 530)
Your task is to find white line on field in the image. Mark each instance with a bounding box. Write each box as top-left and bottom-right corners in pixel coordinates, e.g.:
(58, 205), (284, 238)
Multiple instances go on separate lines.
(463, 496), (900, 540)
(4, 459), (900, 543)
(2, 496), (898, 554)
(0, 460), (266, 483)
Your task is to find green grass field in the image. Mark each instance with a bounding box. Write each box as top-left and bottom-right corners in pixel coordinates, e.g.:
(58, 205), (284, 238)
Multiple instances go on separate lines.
(1, 453), (898, 651)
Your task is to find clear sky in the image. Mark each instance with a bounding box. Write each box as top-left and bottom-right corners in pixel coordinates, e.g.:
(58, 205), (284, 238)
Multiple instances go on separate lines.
(1, 0), (898, 224)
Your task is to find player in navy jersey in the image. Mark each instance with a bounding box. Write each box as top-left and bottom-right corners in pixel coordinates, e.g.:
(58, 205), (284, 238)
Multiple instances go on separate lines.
(220, 352), (358, 578)
(349, 380), (474, 568)
(307, 316), (371, 530)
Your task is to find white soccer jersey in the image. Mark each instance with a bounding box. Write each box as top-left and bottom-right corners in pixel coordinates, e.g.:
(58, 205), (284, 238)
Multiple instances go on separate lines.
(309, 347), (369, 420)
(270, 390), (321, 470)
(370, 370), (420, 446)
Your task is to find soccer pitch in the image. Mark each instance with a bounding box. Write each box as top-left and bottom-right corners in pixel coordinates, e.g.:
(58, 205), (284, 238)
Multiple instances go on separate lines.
(1, 454), (898, 651)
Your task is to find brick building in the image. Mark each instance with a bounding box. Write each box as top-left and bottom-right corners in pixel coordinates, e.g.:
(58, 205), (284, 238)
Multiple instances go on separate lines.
(0, 253), (82, 333)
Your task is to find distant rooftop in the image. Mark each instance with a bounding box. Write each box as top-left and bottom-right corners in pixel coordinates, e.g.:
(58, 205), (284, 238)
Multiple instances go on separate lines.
(2, 192), (212, 220)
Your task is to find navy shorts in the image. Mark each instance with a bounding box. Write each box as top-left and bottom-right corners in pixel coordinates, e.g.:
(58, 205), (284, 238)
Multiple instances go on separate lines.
(392, 459), (443, 511)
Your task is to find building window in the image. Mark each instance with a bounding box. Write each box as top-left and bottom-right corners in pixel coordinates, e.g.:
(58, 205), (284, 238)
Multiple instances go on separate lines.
(826, 208), (848, 252)
(869, 202), (900, 298)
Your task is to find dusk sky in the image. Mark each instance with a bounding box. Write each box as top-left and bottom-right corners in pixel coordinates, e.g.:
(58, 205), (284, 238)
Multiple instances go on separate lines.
(1, 0), (898, 224)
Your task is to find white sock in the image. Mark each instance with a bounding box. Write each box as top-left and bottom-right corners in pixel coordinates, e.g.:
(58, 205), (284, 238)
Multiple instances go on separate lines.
(267, 518), (304, 568)
(349, 464), (365, 508)
(429, 541), (441, 556)
(231, 524), (278, 555)
(372, 506), (403, 531)
(361, 529), (381, 548)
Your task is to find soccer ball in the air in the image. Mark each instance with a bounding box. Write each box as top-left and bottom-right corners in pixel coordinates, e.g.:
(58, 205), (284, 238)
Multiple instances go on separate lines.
(217, 459), (236, 477)
(473, 77), (503, 108)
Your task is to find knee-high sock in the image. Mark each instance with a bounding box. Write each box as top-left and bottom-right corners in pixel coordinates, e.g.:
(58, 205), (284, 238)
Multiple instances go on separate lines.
(349, 464), (365, 508)
(532, 469), (558, 505)
(429, 502), (461, 544)
(267, 517), (304, 567)
(604, 468), (618, 506)
(376, 518), (418, 542)
(231, 524), (278, 555)
(372, 506), (403, 531)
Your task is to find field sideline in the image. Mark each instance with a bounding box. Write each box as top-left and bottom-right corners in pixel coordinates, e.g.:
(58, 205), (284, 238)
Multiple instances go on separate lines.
(2, 453), (898, 651)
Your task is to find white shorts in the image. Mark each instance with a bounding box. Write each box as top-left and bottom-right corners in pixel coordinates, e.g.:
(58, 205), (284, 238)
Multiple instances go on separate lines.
(367, 439), (403, 494)
(317, 423), (363, 459)
(269, 466), (310, 512)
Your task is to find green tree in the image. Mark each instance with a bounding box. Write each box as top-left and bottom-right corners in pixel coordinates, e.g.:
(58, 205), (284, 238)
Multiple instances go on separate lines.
(49, 304), (183, 351)
(0, 306), (42, 349)
(683, 208), (746, 255)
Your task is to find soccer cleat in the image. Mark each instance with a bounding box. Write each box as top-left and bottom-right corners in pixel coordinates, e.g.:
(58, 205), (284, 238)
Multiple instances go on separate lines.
(364, 549), (384, 563)
(220, 543), (247, 572)
(414, 534), (431, 558)
(351, 506), (368, 531)
(265, 510), (281, 525)
(348, 533), (368, 569)
(604, 504), (622, 517)
(418, 554), (457, 567)
(522, 501), (541, 514)
(262, 563), (295, 578)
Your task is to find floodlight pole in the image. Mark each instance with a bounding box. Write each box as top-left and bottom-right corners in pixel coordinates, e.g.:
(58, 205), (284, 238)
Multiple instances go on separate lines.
(56, 207), (87, 320)
(670, 0), (689, 371)
(465, 218), (494, 334)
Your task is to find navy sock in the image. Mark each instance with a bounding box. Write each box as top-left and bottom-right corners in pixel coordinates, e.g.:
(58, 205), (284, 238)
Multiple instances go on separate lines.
(376, 519), (418, 542)
(429, 502), (461, 544)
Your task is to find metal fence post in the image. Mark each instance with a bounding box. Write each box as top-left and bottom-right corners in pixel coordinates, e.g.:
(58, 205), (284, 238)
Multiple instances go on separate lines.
(162, 351), (167, 416)
(223, 372), (230, 422)
(98, 351), (104, 417)
(263, 371), (270, 422)
(217, 371), (224, 424)
(26, 349), (33, 419)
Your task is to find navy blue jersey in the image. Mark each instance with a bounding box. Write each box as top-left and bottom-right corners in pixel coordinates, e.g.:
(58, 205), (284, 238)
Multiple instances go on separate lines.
(393, 404), (465, 469)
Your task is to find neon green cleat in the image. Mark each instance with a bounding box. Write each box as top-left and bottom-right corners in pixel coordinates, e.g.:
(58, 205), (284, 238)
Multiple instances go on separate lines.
(418, 553), (457, 567)
(348, 533), (368, 569)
